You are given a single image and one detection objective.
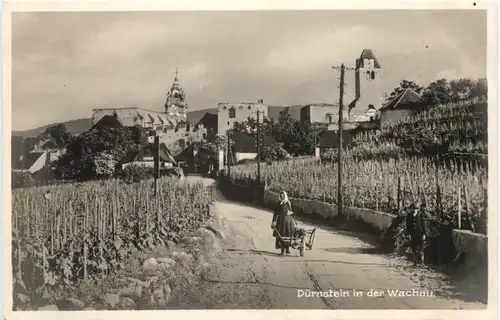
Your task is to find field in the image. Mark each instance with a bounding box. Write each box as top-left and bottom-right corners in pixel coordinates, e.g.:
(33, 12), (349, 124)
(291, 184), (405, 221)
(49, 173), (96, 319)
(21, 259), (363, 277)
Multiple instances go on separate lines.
(327, 99), (487, 161)
(12, 177), (215, 308)
(227, 155), (487, 234)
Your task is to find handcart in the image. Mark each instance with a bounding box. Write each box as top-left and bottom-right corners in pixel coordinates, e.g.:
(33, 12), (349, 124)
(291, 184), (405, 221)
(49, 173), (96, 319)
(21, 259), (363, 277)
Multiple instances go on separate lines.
(274, 226), (317, 257)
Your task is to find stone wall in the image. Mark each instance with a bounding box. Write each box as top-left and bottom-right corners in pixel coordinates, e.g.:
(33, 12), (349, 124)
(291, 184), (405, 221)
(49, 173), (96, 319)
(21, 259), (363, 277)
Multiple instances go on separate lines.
(452, 229), (488, 268)
(263, 188), (488, 267)
(263, 188), (395, 230)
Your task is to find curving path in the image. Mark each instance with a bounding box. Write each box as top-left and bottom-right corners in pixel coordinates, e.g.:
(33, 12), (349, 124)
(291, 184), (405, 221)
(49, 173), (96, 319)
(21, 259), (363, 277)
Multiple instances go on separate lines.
(174, 176), (487, 309)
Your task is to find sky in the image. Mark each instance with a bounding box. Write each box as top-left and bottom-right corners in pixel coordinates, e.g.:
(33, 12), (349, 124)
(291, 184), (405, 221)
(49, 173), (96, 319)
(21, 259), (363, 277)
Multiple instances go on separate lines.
(12, 10), (487, 130)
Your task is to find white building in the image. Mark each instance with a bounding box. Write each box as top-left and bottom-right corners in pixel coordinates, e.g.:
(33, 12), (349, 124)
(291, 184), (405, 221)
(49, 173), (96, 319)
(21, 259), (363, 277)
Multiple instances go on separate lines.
(217, 102), (268, 135)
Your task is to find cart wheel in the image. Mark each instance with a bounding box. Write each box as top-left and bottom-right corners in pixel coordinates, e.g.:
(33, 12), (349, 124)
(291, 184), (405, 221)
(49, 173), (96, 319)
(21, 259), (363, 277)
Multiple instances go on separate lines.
(300, 248), (304, 257)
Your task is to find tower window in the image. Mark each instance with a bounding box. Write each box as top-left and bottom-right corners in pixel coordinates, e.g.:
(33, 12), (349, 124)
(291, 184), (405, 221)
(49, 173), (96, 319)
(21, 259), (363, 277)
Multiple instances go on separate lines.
(371, 71), (375, 80)
(228, 107), (236, 118)
(248, 106), (251, 110)
(326, 115), (333, 124)
(366, 71), (370, 80)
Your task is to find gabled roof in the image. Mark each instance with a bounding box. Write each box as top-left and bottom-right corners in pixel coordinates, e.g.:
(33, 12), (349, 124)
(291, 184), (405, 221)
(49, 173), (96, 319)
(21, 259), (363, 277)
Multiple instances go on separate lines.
(380, 88), (423, 111)
(121, 142), (176, 165)
(89, 115), (124, 131)
(196, 112), (218, 129)
(356, 49), (381, 69)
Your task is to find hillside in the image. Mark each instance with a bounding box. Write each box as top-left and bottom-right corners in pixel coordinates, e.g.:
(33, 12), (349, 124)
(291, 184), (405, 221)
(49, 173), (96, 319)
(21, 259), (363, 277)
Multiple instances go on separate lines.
(344, 99), (487, 160)
(12, 105), (306, 138)
(12, 118), (94, 138)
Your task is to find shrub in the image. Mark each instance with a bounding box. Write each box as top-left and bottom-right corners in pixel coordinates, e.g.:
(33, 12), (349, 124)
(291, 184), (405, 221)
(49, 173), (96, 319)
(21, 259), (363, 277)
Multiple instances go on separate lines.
(12, 171), (36, 189)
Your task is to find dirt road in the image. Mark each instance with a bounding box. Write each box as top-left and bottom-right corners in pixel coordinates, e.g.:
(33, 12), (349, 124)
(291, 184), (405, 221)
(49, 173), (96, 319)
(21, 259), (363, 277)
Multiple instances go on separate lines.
(175, 177), (487, 309)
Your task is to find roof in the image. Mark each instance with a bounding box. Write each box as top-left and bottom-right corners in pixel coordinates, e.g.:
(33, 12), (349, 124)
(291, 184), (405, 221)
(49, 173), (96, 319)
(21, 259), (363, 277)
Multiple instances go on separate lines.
(174, 142), (194, 160)
(379, 88), (423, 111)
(231, 132), (277, 153)
(317, 130), (353, 148)
(93, 108), (179, 128)
(356, 49), (381, 69)
(121, 142), (176, 164)
(196, 112), (218, 129)
(90, 115), (124, 131)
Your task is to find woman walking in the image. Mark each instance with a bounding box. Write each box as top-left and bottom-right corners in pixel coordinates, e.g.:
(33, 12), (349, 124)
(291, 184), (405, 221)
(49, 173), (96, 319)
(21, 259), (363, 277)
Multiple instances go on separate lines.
(271, 191), (296, 255)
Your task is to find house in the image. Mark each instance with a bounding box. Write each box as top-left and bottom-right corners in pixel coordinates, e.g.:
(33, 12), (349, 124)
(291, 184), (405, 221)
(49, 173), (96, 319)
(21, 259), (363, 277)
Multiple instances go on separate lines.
(174, 142), (205, 174)
(300, 103), (343, 124)
(15, 148), (66, 174)
(195, 112), (218, 141)
(89, 114), (125, 131)
(91, 107), (178, 132)
(314, 130), (354, 158)
(120, 142), (176, 169)
(379, 88), (424, 126)
(218, 102), (268, 135)
(229, 131), (277, 164)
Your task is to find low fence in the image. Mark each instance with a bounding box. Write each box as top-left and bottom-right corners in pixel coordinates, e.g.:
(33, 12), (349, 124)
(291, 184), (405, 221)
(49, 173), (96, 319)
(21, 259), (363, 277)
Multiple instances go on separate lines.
(263, 188), (396, 231)
(217, 178), (266, 205)
(263, 187), (488, 268)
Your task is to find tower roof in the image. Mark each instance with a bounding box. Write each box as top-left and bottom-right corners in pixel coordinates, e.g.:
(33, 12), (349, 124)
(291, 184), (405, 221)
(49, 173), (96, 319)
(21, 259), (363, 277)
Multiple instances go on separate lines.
(356, 49), (381, 69)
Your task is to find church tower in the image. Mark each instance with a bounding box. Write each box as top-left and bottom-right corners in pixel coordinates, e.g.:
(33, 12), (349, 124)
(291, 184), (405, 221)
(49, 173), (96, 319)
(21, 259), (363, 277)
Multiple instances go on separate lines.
(351, 49), (382, 120)
(165, 69), (188, 118)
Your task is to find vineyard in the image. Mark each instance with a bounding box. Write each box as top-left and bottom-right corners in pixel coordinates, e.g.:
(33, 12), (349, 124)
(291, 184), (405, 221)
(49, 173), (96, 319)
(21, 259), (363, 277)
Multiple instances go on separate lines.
(12, 177), (215, 309)
(225, 156), (487, 234)
(342, 99), (487, 160)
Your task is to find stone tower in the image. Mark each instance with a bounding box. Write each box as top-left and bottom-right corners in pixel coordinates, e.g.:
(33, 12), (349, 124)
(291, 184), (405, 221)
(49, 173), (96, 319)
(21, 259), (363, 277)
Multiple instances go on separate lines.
(351, 49), (382, 120)
(165, 69), (188, 118)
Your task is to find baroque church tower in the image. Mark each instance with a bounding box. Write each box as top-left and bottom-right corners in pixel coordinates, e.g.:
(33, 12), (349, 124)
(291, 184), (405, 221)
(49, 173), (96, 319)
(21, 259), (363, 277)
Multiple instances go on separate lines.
(165, 69), (188, 118)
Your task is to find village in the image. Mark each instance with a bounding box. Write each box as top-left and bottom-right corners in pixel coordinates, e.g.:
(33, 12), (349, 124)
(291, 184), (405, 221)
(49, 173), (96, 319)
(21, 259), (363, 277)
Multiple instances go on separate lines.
(9, 6), (492, 312)
(11, 48), (445, 182)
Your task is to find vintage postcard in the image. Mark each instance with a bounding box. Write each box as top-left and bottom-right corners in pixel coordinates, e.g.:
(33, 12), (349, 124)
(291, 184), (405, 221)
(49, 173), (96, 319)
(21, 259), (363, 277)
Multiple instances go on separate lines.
(2, 1), (498, 320)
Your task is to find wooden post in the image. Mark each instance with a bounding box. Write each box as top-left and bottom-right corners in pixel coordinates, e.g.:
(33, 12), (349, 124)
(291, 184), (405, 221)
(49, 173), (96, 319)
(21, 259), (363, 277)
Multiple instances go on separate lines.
(154, 135), (160, 196)
(332, 63), (354, 218)
(256, 109), (261, 183)
(482, 186), (488, 234)
(83, 195), (88, 280)
(397, 176), (401, 213)
(457, 186), (462, 229)
(227, 133), (231, 177)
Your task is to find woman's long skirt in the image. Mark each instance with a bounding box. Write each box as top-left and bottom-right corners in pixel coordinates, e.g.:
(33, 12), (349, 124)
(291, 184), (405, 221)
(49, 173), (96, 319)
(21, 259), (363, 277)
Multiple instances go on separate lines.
(274, 214), (295, 249)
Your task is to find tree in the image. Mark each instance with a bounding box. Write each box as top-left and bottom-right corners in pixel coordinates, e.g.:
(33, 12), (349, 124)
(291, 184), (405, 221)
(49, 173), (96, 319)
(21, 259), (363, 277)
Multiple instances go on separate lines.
(470, 78), (488, 99)
(54, 126), (147, 180)
(389, 80), (424, 98)
(450, 78), (476, 101)
(421, 78), (453, 105)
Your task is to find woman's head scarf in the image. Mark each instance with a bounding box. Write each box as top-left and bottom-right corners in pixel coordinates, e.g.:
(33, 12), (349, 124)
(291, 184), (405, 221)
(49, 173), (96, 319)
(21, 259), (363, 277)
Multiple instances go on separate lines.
(279, 191), (292, 214)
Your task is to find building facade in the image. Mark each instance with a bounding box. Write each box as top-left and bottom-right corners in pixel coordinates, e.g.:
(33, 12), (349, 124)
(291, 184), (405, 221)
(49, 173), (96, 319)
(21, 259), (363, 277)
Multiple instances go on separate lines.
(349, 49), (383, 121)
(300, 103), (347, 124)
(379, 88), (424, 126)
(217, 102), (268, 135)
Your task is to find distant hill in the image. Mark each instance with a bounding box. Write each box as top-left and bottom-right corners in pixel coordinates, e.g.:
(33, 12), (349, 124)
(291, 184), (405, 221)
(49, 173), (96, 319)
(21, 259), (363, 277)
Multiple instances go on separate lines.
(12, 118), (94, 138)
(12, 105), (306, 138)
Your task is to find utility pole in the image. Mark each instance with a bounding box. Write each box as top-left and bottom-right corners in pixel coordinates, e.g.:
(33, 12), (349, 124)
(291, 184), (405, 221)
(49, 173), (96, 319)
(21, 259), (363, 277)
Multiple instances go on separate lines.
(332, 63), (354, 218)
(256, 109), (261, 183)
(153, 135), (160, 195)
(227, 132), (231, 177)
